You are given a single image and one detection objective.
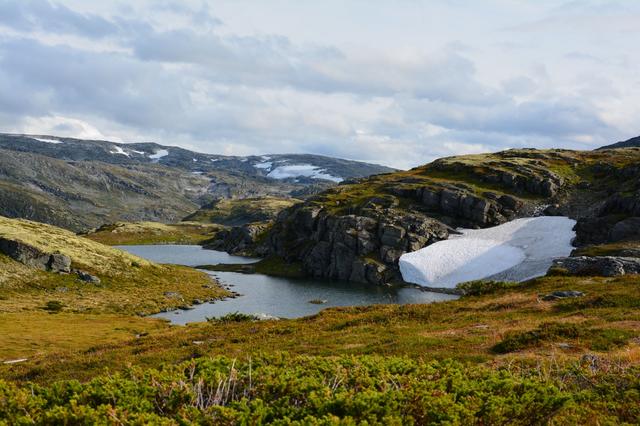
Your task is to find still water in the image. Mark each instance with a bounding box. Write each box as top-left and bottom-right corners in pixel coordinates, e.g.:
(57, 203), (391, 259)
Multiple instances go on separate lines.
(117, 245), (458, 325)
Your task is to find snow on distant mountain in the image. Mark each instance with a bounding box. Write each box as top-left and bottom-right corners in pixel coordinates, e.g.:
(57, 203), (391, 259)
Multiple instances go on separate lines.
(267, 164), (343, 183)
(149, 149), (169, 160)
(32, 137), (63, 144)
(109, 145), (130, 156)
(399, 216), (576, 288)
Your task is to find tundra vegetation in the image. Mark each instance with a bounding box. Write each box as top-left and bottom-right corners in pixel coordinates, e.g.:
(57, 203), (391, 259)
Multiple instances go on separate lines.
(1, 148), (640, 424)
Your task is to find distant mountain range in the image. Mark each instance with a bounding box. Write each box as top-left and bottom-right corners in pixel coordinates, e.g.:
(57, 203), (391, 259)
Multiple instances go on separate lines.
(0, 133), (395, 230)
(597, 135), (640, 150)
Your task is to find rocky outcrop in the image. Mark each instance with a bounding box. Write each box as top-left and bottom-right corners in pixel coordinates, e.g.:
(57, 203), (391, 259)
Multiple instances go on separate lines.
(264, 205), (449, 284)
(204, 222), (271, 256)
(417, 186), (523, 226)
(541, 290), (584, 301)
(258, 171), (537, 285)
(550, 256), (640, 277)
(430, 156), (564, 197)
(0, 237), (71, 273)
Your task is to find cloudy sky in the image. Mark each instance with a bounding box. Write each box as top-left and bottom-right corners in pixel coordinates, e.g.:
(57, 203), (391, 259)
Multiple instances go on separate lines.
(0, 0), (638, 168)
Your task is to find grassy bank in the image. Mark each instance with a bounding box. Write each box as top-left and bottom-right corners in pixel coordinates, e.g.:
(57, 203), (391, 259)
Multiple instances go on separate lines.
(83, 221), (223, 246)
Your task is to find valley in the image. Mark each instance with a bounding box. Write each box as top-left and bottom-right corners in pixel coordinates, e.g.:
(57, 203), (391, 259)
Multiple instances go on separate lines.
(1, 139), (640, 424)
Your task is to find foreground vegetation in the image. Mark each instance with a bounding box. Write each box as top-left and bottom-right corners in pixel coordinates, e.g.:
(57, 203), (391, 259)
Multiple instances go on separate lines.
(1, 270), (639, 423)
(2, 354), (639, 425)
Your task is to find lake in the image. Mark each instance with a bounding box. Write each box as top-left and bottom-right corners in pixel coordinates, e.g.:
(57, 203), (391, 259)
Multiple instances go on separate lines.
(117, 245), (458, 324)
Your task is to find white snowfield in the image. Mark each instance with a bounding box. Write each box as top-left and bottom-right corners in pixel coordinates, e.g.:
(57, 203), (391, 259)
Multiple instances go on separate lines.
(254, 161), (273, 170)
(149, 149), (169, 160)
(267, 164), (343, 183)
(399, 216), (576, 288)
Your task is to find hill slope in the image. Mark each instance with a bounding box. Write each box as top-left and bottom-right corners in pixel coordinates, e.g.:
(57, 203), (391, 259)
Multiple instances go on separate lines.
(598, 135), (640, 149)
(0, 216), (226, 314)
(0, 133), (394, 230)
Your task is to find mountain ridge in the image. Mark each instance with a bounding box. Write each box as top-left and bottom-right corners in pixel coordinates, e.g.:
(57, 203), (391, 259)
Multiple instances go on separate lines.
(0, 132), (395, 231)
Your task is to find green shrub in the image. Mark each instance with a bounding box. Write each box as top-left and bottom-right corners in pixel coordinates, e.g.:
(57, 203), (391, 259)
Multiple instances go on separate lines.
(0, 355), (639, 424)
(207, 312), (260, 323)
(492, 322), (635, 354)
(456, 280), (519, 296)
(43, 300), (65, 313)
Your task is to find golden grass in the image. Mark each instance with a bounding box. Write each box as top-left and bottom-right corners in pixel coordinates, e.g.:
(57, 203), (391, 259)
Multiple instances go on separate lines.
(0, 216), (230, 315)
(0, 216), (151, 274)
(185, 197), (301, 225)
(3, 273), (639, 385)
(84, 221), (223, 246)
(0, 312), (167, 361)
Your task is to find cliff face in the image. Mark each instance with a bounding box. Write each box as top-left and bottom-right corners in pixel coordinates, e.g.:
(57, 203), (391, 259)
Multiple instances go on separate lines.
(259, 148), (640, 285)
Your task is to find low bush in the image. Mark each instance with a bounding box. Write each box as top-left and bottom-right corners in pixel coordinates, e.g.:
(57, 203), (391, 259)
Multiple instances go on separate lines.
(456, 280), (519, 296)
(0, 355), (638, 424)
(492, 322), (635, 354)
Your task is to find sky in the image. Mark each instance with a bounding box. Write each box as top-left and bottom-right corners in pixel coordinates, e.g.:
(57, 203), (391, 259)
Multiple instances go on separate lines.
(0, 0), (638, 169)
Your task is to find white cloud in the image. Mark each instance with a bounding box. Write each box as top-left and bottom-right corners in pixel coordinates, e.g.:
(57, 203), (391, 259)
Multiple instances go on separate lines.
(0, 0), (637, 169)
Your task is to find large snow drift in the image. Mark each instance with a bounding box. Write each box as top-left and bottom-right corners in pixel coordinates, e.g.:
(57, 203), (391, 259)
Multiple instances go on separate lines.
(399, 216), (576, 288)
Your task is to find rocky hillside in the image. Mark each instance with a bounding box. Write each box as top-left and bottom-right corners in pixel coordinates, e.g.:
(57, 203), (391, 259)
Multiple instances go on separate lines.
(250, 148), (640, 285)
(0, 133), (394, 230)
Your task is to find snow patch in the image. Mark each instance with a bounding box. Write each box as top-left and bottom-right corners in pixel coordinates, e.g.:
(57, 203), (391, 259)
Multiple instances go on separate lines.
(399, 217), (576, 288)
(32, 137), (62, 144)
(254, 161), (273, 171)
(267, 164), (343, 183)
(149, 149), (169, 160)
(109, 145), (130, 157)
(131, 149), (145, 155)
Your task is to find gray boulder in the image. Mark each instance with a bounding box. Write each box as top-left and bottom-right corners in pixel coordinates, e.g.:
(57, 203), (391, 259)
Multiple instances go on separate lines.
(77, 270), (101, 284)
(48, 253), (72, 273)
(0, 237), (71, 273)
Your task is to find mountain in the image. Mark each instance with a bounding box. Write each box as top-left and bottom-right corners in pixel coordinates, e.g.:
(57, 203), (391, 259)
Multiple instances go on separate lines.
(0, 133), (395, 230)
(236, 148), (640, 285)
(597, 135), (640, 149)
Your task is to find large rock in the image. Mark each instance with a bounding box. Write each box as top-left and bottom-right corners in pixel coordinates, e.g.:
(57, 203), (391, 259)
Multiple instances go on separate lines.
(204, 222), (271, 256)
(265, 205), (452, 285)
(550, 256), (640, 277)
(0, 237), (71, 273)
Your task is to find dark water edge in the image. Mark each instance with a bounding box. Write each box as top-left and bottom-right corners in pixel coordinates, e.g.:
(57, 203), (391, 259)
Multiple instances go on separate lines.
(116, 245), (458, 324)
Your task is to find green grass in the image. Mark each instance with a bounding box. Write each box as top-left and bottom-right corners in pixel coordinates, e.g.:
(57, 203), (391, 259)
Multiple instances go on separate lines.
(572, 240), (640, 257)
(84, 221), (223, 245)
(492, 322), (635, 354)
(184, 197), (301, 226)
(199, 256), (306, 279)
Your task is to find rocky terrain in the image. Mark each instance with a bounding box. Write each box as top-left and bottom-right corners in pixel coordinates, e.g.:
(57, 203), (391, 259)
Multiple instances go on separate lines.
(223, 148), (640, 285)
(0, 133), (394, 231)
